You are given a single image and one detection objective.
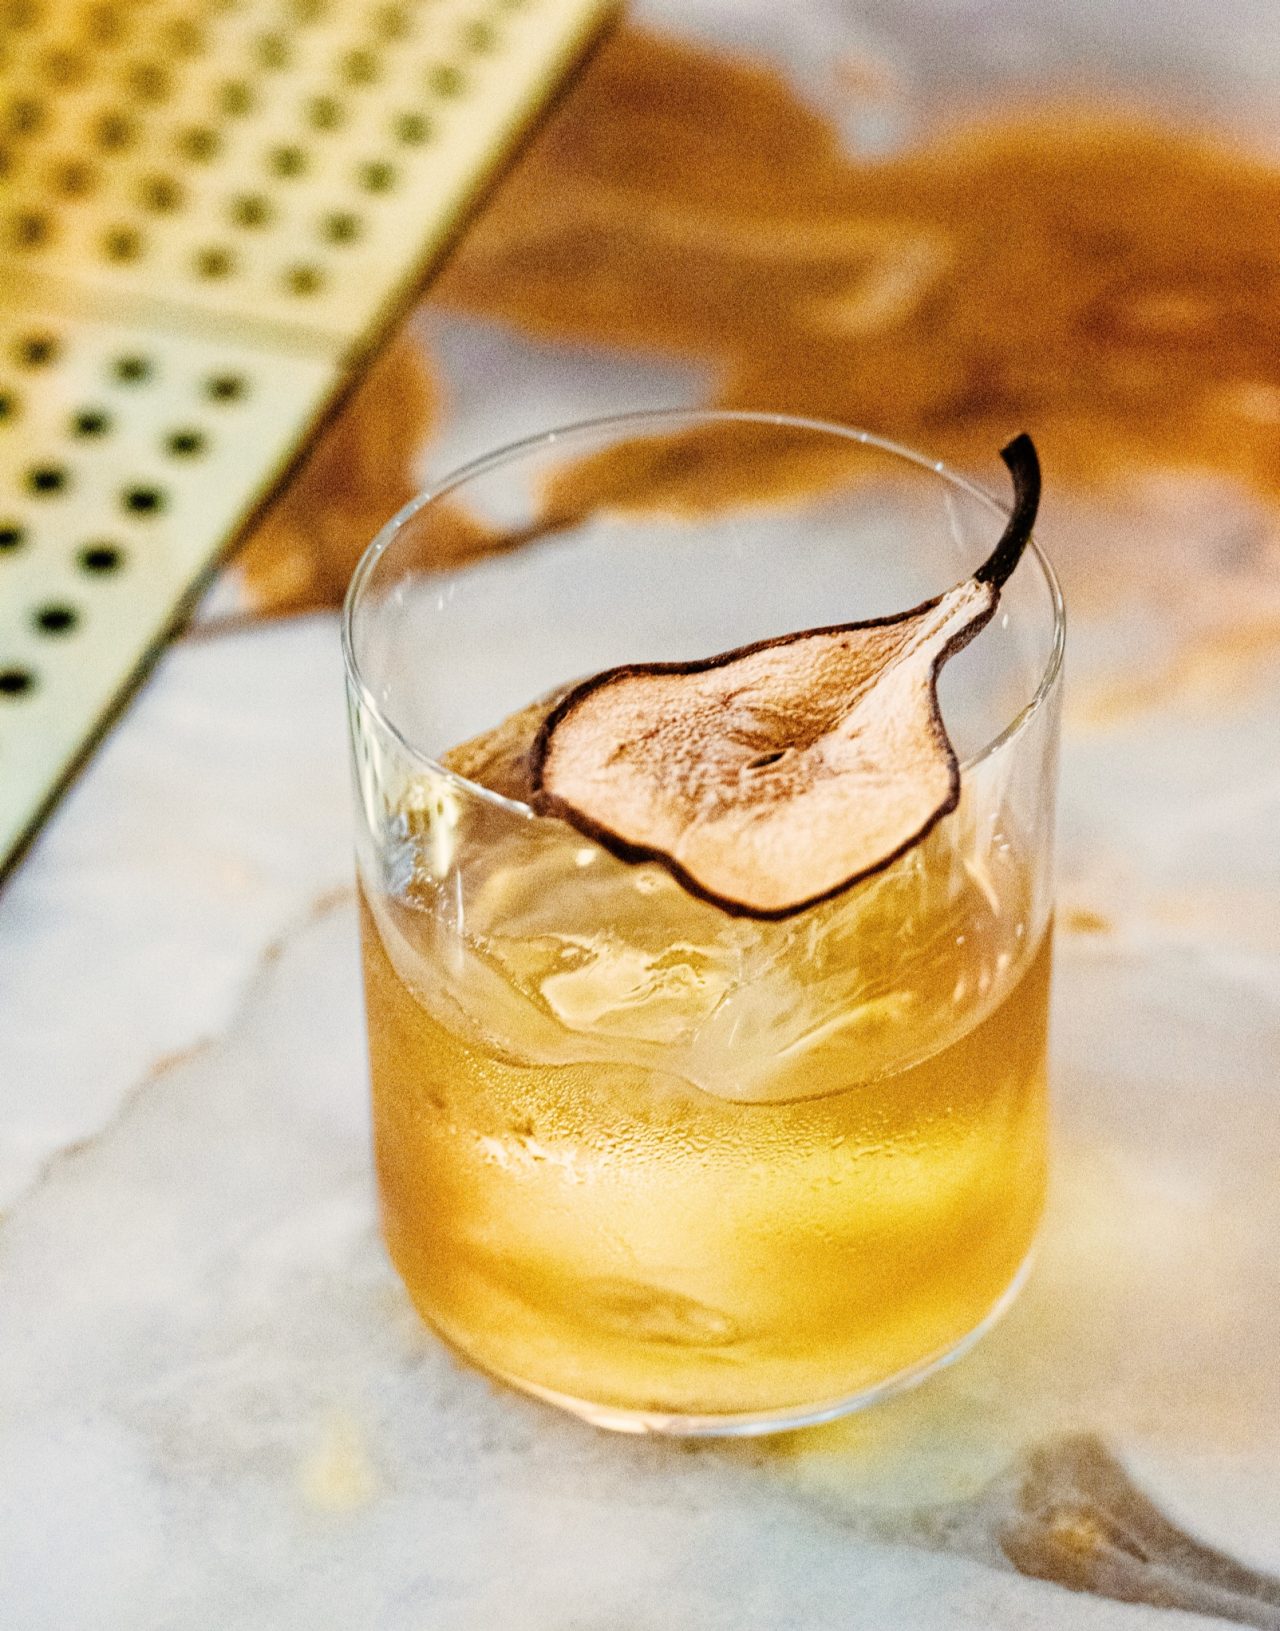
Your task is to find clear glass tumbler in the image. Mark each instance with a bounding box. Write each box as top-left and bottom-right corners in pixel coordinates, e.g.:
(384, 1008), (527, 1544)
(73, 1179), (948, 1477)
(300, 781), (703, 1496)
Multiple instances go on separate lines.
(343, 411), (1064, 1435)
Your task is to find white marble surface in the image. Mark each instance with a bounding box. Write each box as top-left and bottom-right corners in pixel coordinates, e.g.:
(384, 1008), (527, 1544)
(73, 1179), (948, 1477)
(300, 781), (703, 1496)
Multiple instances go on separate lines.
(3, 485), (1279, 1627)
(0, 619), (352, 1209)
(4, 0), (1280, 1624)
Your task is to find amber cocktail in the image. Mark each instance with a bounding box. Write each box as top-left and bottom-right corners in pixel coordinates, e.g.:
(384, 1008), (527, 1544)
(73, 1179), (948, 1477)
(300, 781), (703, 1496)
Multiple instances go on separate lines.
(343, 413), (1063, 1434)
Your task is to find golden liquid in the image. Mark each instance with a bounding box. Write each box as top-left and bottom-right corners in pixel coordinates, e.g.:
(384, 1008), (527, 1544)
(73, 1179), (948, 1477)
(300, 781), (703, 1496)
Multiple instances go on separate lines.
(359, 817), (1051, 1422)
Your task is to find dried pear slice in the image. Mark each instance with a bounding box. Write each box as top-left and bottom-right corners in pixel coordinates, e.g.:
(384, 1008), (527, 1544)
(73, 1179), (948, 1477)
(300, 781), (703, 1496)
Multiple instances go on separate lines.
(530, 435), (1041, 919)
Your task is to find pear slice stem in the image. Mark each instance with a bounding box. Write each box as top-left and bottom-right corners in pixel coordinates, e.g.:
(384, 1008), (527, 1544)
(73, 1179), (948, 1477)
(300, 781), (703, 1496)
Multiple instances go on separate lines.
(973, 433), (1041, 591)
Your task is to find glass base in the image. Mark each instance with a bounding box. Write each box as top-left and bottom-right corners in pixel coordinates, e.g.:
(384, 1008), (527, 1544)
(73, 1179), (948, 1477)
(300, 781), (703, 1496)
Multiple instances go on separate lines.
(431, 1243), (1038, 1438)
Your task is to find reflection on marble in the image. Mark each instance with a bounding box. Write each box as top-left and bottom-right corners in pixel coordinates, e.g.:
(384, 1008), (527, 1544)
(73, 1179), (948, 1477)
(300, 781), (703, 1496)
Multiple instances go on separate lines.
(4, 0), (1280, 1622)
(433, 26), (1280, 505)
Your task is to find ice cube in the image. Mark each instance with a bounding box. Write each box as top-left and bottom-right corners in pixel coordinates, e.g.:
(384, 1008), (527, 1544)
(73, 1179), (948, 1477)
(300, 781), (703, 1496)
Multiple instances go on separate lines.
(537, 938), (736, 1045)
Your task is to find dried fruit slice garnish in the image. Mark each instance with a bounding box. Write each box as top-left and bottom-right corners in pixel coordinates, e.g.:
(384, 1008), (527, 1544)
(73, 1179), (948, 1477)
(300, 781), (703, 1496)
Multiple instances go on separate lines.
(530, 435), (1041, 919)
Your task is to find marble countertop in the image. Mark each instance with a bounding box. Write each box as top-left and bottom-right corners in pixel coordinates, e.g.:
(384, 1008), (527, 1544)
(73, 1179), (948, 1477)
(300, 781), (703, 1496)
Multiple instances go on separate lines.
(3, 2), (1280, 1626)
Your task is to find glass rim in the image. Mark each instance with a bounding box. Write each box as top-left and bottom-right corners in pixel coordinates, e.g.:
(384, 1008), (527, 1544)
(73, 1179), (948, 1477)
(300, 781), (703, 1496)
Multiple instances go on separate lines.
(341, 408), (1066, 817)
